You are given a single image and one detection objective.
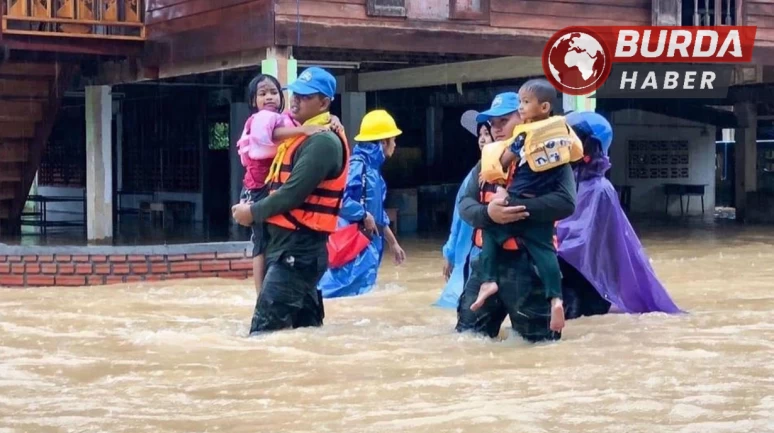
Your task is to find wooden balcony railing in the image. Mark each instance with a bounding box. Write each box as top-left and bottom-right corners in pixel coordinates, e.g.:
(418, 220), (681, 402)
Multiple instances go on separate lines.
(687, 0), (741, 26)
(2, 0), (144, 41)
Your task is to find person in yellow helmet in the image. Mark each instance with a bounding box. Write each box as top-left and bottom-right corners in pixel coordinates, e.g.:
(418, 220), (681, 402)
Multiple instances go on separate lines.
(318, 109), (407, 298)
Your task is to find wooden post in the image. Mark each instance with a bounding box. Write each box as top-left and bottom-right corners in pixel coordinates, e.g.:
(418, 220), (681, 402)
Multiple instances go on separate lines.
(85, 85), (114, 242)
(341, 75), (365, 144)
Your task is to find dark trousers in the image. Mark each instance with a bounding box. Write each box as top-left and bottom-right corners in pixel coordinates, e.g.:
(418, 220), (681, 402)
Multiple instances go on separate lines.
(249, 251), (327, 334)
(560, 258), (611, 320)
(456, 250), (561, 343)
(240, 187), (268, 257)
(478, 220), (562, 299)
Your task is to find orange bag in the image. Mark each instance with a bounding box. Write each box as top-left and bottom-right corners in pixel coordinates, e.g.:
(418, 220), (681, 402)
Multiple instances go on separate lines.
(327, 223), (372, 268)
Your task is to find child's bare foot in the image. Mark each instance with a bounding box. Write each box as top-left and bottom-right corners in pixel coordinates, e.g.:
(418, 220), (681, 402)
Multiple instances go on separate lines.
(471, 282), (499, 311)
(549, 298), (565, 332)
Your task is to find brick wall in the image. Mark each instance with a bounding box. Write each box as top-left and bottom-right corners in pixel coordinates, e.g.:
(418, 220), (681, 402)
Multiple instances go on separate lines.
(0, 242), (254, 287)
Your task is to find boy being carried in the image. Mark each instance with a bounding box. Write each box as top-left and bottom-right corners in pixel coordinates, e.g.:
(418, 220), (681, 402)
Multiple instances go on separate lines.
(472, 79), (583, 334)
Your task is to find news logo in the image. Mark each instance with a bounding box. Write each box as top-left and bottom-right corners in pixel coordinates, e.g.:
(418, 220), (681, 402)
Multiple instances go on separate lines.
(542, 26), (757, 98)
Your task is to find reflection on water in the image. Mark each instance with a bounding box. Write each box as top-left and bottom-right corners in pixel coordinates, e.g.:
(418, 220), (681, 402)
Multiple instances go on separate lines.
(1, 223), (774, 432)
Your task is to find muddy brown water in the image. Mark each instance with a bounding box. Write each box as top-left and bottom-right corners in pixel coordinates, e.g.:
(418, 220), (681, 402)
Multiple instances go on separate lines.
(1, 224), (773, 433)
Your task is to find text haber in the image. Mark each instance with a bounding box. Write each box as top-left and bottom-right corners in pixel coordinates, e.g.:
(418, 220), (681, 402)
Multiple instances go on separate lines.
(619, 70), (717, 90)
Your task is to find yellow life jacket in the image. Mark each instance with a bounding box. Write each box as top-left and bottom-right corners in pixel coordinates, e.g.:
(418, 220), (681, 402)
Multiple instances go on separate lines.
(513, 116), (584, 173)
(479, 139), (512, 185)
(479, 116), (584, 184)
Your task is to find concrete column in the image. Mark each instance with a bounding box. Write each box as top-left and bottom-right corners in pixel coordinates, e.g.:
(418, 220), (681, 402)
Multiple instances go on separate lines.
(114, 101), (123, 193)
(85, 85), (113, 242)
(734, 101), (757, 221)
(341, 92), (366, 143)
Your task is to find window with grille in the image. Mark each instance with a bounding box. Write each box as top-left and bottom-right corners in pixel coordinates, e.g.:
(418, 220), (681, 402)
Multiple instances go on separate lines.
(450, 0), (490, 20)
(121, 93), (202, 193)
(681, 0), (738, 26)
(366, 0), (406, 17)
(39, 105), (86, 188)
(628, 140), (690, 180)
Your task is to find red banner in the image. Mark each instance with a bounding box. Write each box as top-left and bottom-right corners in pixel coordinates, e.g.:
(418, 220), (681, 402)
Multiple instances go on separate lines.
(591, 26), (757, 63)
(541, 26), (756, 95)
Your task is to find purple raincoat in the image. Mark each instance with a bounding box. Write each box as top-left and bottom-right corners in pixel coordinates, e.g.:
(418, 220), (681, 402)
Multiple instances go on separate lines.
(556, 156), (683, 314)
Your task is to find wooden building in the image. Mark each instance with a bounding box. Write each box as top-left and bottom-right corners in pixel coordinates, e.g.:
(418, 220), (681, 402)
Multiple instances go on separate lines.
(2, 0), (774, 241)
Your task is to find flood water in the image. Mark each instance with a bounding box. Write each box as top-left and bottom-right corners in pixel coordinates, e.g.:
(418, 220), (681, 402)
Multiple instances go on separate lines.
(1, 222), (774, 433)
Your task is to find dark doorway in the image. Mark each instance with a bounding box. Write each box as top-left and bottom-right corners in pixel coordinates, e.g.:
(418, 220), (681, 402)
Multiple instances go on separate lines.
(203, 109), (231, 237)
(441, 106), (482, 184)
(715, 141), (735, 208)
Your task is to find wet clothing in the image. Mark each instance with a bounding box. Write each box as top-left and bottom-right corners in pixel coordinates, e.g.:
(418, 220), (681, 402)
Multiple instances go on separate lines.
(560, 258), (611, 320)
(248, 130), (346, 334)
(457, 250), (561, 343)
(240, 187), (268, 257)
(556, 156), (683, 315)
(457, 161), (576, 341)
(478, 163), (575, 300)
(479, 219), (560, 297)
(319, 142), (390, 298)
(250, 252), (327, 332)
(459, 162), (576, 242)
(250, 131), (346, 263)
(435, 168), (480, 309)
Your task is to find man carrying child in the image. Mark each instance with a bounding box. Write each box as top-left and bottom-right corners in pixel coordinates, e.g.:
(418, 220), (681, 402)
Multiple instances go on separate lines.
(456, 81), (578, 343)
(232, 67), (350, 334)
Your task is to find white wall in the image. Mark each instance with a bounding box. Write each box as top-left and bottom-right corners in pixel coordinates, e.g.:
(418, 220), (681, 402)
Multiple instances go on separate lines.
(609, 110), (716, 217)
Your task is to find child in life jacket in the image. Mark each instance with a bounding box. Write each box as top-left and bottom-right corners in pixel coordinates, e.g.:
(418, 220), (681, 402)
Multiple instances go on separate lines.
(237, 74), (327, 295)
(472, 79), (584, 334)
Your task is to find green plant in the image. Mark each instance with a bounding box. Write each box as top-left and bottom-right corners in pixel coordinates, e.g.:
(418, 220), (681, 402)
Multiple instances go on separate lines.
(209, 122), (230, 150)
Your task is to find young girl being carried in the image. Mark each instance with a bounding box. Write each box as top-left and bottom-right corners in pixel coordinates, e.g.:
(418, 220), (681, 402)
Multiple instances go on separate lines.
(237, 74), (328, 295)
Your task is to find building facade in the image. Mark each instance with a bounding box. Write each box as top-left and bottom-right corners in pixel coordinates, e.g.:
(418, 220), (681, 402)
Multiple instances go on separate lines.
(1, 0), (774, 285)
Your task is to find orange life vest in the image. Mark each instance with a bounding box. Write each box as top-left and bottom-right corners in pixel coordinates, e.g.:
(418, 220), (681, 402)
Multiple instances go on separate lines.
(473, 167), (559, 250)
(473, 182), (521, 250)
(265, 130), (350, 233)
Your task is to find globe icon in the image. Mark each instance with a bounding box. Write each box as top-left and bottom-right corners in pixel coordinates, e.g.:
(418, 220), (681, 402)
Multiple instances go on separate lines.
(547, 31), (606, 92)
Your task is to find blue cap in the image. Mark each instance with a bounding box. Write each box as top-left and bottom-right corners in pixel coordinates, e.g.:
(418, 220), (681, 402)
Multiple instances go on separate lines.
(476, 92), (520, 123)
(565, 111), (613, 155)
(286, 67), (336, 99)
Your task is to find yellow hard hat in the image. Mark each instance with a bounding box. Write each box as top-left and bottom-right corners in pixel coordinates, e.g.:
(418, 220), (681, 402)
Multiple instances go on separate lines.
(354, 110), (403, 142)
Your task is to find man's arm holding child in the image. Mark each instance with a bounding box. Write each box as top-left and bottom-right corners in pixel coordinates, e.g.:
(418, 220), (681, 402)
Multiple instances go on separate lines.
(250, 133), (343, 222)
(458, 162), (530, 228)
(507, 164), (577, 222)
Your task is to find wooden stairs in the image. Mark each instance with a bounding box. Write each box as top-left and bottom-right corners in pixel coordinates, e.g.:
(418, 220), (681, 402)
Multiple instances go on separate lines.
(0, 60), (74, 235)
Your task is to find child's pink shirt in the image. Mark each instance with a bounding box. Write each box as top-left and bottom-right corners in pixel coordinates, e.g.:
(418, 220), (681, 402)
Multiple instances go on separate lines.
(236, 110), (297, 190)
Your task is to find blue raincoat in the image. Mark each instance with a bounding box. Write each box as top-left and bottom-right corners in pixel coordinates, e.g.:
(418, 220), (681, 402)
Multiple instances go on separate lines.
(318, 142), (390, 298)
(434, 168), (481, 309)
